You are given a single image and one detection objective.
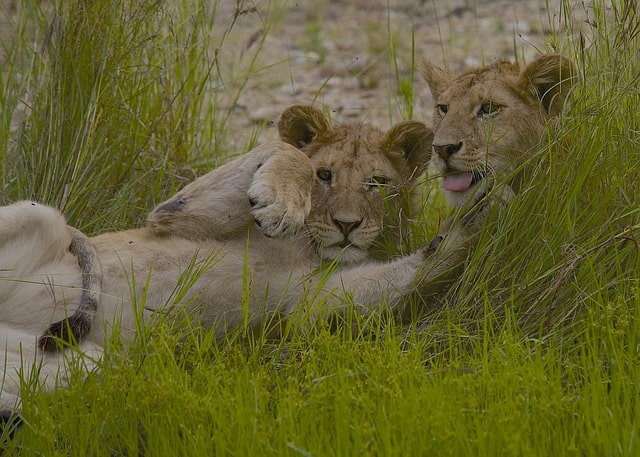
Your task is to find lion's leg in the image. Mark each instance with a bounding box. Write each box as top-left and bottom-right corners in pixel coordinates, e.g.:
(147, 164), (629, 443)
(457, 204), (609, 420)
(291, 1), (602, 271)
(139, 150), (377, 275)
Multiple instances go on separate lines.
(298, 202), (487, 323)
(148, 142), (314, 241)
(0, 202), (72, 304)
(312, 238), (468, 316)
(0, 201), (102, 351)
(313, 185), (514, 318)
(0, 201), (69, 251)
(247, 144), (313, 238)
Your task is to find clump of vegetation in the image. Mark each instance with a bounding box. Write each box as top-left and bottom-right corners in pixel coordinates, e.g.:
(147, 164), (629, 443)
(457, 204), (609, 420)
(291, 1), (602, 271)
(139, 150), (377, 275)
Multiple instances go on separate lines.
(1, 0), (638, 455)
(1, 0), (271, 231)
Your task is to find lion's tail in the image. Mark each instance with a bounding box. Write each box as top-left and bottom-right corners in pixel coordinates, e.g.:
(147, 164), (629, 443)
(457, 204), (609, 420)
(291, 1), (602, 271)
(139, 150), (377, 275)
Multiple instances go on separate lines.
(38, 226), (102, 352)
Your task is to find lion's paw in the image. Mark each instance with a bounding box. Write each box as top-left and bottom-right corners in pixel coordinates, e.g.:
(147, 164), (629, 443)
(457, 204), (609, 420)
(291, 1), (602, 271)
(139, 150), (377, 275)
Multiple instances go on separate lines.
(247, 162), (312, 238)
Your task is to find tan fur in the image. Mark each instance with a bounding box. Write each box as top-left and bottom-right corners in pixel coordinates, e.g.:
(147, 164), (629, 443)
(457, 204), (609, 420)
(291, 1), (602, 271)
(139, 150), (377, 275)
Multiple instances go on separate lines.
(0, 53), (577, 409)
(422, 54), (576, 209)
(148, 105), (432, 263)
(415, 55), (577, 309)
(1, 105), (438, 408)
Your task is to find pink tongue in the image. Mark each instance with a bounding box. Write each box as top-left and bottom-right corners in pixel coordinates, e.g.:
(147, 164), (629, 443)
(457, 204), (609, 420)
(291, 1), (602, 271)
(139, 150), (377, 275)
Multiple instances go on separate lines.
(443, 172), (474, 192)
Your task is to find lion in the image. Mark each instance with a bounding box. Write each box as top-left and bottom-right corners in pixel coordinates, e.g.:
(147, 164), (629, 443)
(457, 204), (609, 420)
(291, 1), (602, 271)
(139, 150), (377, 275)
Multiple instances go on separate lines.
(1, 104), (437, 410)
(0, 53), (576, 416)
(412, 56), (577, 313)
(421, 54), (576, 213)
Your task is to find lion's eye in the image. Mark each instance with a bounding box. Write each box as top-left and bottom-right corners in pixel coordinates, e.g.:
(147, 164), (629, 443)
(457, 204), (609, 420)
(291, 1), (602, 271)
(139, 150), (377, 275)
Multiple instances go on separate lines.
(316, 169), (332, 182)
(477, 101), (501, 119)
(368, 176), (388, 187)
(436, 104), (448, 116)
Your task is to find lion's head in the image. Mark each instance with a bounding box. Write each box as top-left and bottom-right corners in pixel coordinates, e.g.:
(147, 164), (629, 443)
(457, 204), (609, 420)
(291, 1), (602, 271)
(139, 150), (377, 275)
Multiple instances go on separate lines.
(278, 105), (432, 264)
(422, 55), (576, 208)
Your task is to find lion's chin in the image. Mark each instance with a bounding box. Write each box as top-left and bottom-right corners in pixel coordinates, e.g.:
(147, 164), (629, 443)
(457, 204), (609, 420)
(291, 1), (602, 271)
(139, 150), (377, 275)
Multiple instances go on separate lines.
(320, 245), (369, 265)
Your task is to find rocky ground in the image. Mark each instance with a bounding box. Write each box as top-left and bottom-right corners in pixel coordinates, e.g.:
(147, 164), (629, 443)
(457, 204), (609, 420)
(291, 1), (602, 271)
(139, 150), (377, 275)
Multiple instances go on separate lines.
(213, 0), (583, 141)
(1, 0), (588, 142)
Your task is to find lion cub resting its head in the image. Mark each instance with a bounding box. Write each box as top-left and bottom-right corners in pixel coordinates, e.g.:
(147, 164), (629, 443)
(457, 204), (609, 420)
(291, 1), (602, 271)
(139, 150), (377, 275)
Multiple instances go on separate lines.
(418, 54), (576, 260)
(35, 104), (433, 351)
(148, 104), (432, 264)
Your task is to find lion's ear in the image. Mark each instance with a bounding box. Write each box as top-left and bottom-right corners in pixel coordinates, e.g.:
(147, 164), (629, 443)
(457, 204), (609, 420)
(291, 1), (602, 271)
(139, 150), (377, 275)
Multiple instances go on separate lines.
(278, 104), (333, 148)
(383, 121), (433, 177)
(421, 59), (454, 101)
(519, 54), (577, 118)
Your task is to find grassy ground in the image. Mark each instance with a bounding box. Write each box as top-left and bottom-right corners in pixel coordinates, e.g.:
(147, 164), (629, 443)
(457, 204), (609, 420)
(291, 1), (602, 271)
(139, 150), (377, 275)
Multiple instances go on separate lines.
(1, 0), (639, 455)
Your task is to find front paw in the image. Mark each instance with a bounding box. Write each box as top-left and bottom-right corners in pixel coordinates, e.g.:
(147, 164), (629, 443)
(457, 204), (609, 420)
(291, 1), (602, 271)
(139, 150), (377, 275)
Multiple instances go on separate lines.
(424, 235), (444, 256)
(247, 164), (312, 238)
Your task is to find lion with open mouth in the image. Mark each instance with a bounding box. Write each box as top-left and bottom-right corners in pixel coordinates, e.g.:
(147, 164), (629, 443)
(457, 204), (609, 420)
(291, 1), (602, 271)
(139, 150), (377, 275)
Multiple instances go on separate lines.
(423, 54), (576, 211)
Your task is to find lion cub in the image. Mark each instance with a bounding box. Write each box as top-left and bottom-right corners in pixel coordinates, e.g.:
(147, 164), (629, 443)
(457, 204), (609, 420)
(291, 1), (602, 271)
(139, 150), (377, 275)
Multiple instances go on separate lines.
(415, 53), (577, 265)
(32, 104), (433, 351)
(422, 54), (576, 212)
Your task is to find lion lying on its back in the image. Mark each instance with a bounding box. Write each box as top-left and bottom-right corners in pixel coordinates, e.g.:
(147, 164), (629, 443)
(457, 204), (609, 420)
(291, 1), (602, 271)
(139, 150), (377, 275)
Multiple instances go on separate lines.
(33, 104), (434, 347)
(1, 104), (439, 408)
(38, 54), (577, 354)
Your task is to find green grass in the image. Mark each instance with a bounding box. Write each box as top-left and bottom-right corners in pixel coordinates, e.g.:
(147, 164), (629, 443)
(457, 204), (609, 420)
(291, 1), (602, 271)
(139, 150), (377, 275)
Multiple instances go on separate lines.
(2, 0), (640, 455)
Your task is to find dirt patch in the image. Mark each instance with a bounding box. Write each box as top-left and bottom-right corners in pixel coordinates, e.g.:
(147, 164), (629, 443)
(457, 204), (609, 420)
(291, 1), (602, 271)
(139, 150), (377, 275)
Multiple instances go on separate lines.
(1, 0), (582, 143)
(217, 0), (574, 140)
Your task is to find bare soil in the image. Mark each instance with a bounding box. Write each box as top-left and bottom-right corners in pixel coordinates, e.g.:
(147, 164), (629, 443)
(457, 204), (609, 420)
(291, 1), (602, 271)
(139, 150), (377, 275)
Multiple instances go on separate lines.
(1, 0), (583, 142)
(215, 0), (575, 141)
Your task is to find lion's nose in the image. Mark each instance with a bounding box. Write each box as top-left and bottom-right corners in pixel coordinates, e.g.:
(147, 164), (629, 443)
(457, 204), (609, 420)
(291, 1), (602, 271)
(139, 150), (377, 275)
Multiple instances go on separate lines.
(333, 218), (362, 236)
(433, 142), (463, 159)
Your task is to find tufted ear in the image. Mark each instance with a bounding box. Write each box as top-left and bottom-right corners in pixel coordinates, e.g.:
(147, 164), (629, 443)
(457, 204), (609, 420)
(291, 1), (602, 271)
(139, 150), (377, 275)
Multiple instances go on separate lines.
(519, 54), (577, 118)
(382, 121), (433, 177)
(421, 59), (455, 101)
(277, 104), (333, 148)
